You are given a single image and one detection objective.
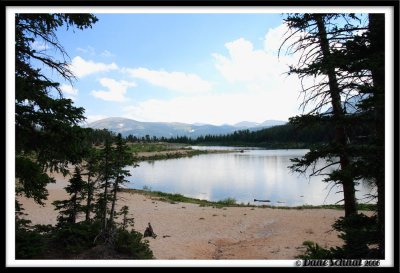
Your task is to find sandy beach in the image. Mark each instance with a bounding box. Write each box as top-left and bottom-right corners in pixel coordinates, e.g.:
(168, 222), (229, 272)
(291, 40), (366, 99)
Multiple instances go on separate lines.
(17, 171), (352, 260)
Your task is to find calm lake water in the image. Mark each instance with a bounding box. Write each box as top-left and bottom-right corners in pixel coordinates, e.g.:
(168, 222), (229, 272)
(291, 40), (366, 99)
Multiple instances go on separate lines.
(125, 147), (375, 206)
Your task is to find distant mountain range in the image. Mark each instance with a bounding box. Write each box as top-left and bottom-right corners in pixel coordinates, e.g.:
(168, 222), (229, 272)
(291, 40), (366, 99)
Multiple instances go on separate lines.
(85, 117), (287, 138)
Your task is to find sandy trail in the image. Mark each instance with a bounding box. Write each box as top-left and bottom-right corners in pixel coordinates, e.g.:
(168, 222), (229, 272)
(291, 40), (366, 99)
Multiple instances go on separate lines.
(17, 171), (351, 260)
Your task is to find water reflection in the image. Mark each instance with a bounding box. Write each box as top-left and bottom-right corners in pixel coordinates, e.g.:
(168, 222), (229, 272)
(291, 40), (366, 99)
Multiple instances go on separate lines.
(125, 148), (375, 206)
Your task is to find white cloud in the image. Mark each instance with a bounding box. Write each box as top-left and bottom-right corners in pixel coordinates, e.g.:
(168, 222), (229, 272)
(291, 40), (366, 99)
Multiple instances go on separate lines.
(69, 56), (118, 78)
(121, 24), (309, 124)
(213, 37), (293, 84)
(60, 84), (78, 96)
(213, 38), (282, 82)
(31, 41), (49, 51)
(208, 23), (321, 117)
(264, 23), (290, 54)
(212, 23), (305, 85)
(101, 50), (115, 57)
(122, 91), (297, 125)
(91, 78), (136, 102)
(60, 84), (78, 100)
(77, 46), (96, 56)
(84, 114), (108, 124)
(126, 67), (212, 93)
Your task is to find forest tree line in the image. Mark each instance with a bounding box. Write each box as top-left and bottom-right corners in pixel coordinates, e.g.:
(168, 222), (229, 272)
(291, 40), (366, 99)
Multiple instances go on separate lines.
(121, 116), (372, 149)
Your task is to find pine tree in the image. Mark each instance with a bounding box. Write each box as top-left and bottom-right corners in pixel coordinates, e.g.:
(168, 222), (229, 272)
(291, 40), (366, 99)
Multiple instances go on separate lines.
(53, 166), (85, 225)
(282, 13), (385, 258)
(281, 13), (369, 217)
(15, 14), (98, 205)
(332, 13), (385, 255)
(81, 148), (99, 222)
(363, 13), (385, 256)
(118, 206), (135, 231)
(95, 139), (115, 231)
(109, 134), (137, 227)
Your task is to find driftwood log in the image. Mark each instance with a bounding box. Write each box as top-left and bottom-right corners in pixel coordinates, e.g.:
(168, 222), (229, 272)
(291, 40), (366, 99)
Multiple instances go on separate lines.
(144, 222), (157, 238)
(254, 199), (271, 202)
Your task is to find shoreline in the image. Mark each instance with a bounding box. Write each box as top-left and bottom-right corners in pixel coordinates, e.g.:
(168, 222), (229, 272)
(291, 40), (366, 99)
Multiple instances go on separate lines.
(17, 188), (347, 259)
(135, 148), (236, 162)
(121, 188), (377, 211)
(17, 171), (374, 259)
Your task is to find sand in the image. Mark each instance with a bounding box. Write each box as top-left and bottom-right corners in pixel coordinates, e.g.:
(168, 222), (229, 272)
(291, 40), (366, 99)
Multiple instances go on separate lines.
(17, 171), (352, 260)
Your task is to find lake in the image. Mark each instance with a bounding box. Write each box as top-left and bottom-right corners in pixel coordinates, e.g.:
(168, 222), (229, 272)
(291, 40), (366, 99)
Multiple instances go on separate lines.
(125, 147), (375, 206)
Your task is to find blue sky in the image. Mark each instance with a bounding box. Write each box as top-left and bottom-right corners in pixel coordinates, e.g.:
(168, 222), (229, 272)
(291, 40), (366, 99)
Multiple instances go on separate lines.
(41, 12), (306, 125)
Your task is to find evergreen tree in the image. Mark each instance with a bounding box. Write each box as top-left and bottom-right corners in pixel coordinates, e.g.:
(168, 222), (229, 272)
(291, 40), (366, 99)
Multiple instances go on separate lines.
(332, 13), (385, 254)
(360, 13), (385, 256)
(81, 148), (100, 222)
(91, 135), (138, 247)
(282, 13), (385, 258)
(14, 14), (154, 259)
(15, 13), (98, 205)
(109, 134), (136, 226)
(118, 205), (135, 231)
(281, 13), (369, 217)
(95, 139), (115, 231)
(53, 166), (85, 225)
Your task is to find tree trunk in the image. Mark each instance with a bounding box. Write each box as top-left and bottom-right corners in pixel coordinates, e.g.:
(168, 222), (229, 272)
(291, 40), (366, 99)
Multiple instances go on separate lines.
(123, 213), (127, 230)
(109, 176), (120, 226)
(72, 193), (77, 224)
(314, 14), (357, 217)
(103, 180), (108, 230)
(85, 174), (93, 222)
(103, 146), (110, 231)
(369, 13), (385, 255)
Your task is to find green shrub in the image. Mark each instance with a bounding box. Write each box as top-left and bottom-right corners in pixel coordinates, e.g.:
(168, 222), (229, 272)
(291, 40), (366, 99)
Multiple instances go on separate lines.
(296, 241), (334, 259)
(114, 228), (154, 259)
(15, 227), (47, 259)
(297, 214), (382, 259)
(332, 213), (380, 258)
(217, 197), (237, 206)
(142, 185), (152, 191)
(52, 221), (101, 254)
